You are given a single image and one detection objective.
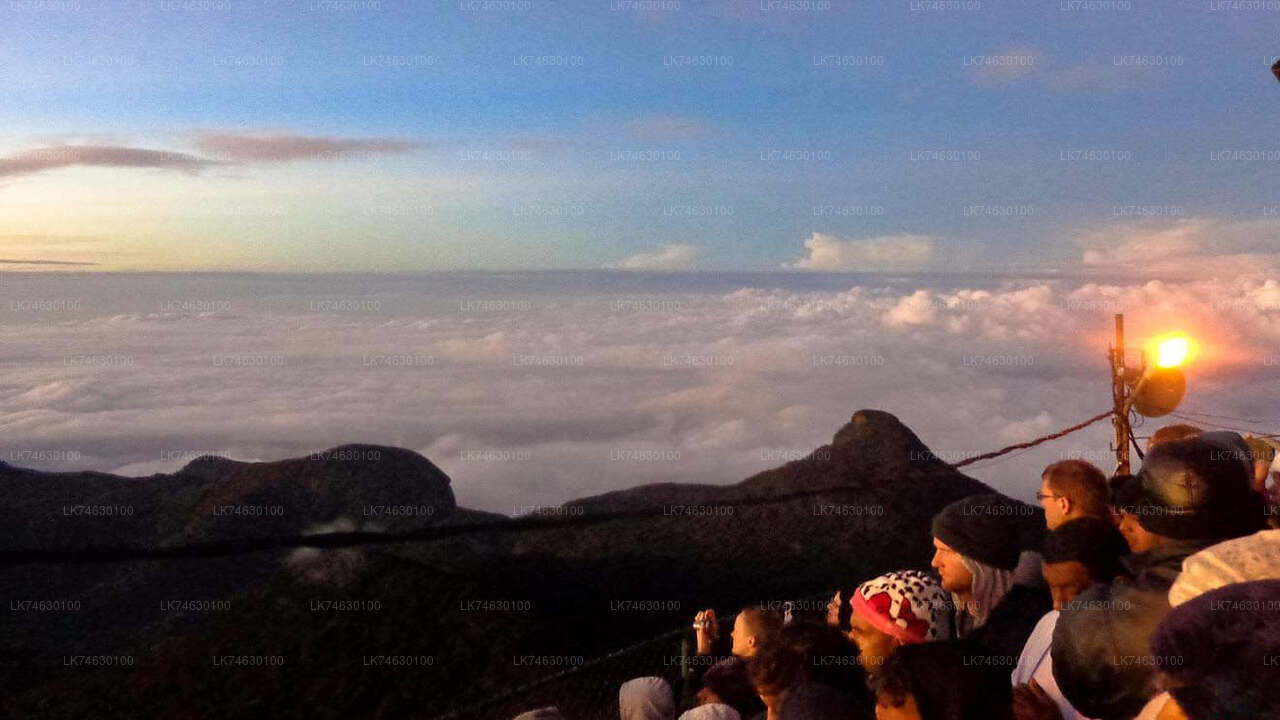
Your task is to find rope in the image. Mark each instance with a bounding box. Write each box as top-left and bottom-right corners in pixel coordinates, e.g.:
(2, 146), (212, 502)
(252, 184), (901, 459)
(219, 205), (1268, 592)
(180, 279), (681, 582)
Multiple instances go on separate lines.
(951, 410), (1115, 468)
(0, 409), (1119, 566)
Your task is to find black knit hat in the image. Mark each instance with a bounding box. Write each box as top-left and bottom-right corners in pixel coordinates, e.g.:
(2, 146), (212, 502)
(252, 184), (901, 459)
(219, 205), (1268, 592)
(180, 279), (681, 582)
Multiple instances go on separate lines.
(1133, 433), (1264, 540)
(1042, 517), (1128, 582)
(930, 493), (1037, 571)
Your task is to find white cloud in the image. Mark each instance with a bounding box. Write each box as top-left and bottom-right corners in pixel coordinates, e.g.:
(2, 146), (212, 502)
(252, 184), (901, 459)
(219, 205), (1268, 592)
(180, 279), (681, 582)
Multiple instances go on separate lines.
(883, 290), (938, 326)
(786, 232), (934, 271)
(606, 244), (701, 270)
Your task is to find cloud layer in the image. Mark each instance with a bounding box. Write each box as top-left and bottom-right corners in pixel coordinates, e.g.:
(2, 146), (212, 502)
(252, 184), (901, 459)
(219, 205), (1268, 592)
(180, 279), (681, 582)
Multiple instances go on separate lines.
(2, 270), (1277, 515)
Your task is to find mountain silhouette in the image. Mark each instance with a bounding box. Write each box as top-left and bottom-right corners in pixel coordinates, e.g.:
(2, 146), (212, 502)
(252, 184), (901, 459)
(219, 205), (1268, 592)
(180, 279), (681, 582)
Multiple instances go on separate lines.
(2, 410), (1000, 719)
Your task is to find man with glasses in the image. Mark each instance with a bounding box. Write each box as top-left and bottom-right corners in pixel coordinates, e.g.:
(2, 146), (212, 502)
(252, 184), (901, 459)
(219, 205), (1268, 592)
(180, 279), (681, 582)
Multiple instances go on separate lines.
(1035, 460), (1109, 530)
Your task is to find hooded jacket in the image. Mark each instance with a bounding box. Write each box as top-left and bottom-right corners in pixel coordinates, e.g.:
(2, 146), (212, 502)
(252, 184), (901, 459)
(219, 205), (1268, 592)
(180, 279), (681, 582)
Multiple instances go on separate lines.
(1050, 538), (1214, 720)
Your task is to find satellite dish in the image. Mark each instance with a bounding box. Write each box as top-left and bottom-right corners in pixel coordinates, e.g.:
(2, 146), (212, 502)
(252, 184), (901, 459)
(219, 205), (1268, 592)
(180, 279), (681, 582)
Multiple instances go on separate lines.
(1132, 367), (1186, 417)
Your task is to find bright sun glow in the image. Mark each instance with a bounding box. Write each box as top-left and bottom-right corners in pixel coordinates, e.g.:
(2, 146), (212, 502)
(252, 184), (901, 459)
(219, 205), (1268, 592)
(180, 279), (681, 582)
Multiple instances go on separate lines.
(1155, 336), (1190, 368)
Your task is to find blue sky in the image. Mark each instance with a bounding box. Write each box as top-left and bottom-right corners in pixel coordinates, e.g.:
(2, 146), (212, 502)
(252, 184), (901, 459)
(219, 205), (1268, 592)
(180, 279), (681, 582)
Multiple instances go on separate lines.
(1, 0), (1278, 271)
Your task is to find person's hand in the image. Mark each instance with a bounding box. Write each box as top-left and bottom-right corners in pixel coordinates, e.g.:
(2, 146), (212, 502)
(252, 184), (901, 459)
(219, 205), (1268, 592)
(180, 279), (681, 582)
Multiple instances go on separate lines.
(693, 608), (717, 654)
(1012, 680), (1062, 720)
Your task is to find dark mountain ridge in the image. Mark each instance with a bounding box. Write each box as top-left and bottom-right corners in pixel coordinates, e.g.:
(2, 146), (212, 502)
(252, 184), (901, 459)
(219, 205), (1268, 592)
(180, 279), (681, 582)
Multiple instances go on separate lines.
(2, 410), (999, 719)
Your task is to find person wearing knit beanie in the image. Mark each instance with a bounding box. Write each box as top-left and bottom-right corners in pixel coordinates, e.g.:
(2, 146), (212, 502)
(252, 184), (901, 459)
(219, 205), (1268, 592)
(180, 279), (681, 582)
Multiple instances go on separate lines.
(930, 494), (1050, 664)
(846, 569), (952, 675)
(931, 494), (1035, 572)
(1149, 580), (1280, 720)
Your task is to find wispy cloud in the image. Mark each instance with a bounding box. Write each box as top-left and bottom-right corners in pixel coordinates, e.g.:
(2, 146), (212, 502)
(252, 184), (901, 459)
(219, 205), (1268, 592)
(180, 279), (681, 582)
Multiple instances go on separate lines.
(967, 46), (1040, 85)
(785, 232), (934, 271)
(0, 145), (213, 179)
(0, 258), (99, 266)
(1078, 218), (1280, 275)
(189, 132), (419, 163)
(606, 244), (702, 270)
(628, 115), (713, 141)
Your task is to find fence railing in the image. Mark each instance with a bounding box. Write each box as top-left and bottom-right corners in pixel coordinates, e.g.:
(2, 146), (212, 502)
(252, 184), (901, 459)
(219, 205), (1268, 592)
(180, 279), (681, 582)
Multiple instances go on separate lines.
(430, 592), (833, 720)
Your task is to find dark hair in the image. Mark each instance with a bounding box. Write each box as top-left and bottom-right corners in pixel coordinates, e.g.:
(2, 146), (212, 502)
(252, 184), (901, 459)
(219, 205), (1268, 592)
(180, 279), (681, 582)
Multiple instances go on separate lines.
(1043, 459), (1110, 519)
(748, 641), (804, 696)
(871, 640), (1013, 720)
(1041, 517), (1128, 583)
(778, 621), (868, 696)
(702, 658), (765, 717)
(836, 586), (857, 631)
(748, 622), (871, 702)
(1108, 473), (1142, 512)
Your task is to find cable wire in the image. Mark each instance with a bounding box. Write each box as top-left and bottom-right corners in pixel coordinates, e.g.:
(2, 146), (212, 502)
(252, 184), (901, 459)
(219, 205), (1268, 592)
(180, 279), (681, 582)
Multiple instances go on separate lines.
(0, 409), (1118, 566)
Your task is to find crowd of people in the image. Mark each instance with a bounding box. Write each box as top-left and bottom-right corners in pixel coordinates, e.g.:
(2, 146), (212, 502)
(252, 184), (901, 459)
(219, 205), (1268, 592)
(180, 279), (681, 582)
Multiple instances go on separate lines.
(514, 426), (1280, 720)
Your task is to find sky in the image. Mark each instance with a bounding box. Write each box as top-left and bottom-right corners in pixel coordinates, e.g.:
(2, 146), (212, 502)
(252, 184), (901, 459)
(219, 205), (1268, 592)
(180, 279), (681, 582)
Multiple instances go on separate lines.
(2, 1), (1279, 514)
(1, 0), (1278, 272)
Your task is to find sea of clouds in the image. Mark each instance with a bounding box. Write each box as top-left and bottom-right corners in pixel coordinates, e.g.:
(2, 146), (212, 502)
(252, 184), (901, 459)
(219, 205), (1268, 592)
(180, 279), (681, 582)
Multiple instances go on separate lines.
(1, 270), (1277, 514)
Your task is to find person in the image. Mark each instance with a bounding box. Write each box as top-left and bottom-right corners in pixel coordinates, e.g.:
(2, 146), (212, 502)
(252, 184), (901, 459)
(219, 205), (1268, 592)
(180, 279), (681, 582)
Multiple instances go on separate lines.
(846, 570), (952, 676)
(678, 704), (742, 720)
(694, 607), (783, 659)
(1135, 529), (1280, 719)
(1146, 423), (1200, 450)
(1051, 433), (1266, 720)
(1038, 517), (1128, 611)
(689, 607), (784, 710)
(1110, 474), (1161, 553)
(1148, 580), (1280, 720)
(1245, 435), (1276, 493)
(825, 587), (857, 631)
(1154, 527), (1280, 718)
(930, 493), (1051, 662)
(1037, 460), (1110, 529)
(870, 639), (1014, 720)
(697, 658), (765, 718)
(747, 640), (801, 720)
(778, 622), (872, 704)
(1010, 517), (1128, 720)
(1265, 442), (1280, 530)
(1166, 525), (1280, 604)
(620, 676), (676, 720)
(747, 621), (873, 720)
